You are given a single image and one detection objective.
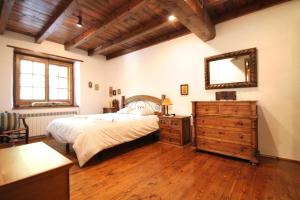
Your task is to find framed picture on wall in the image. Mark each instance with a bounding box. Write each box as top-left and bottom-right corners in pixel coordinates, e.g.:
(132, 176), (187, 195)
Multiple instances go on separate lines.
(113, 90), (116, 95)
(180, 84), (189, 95)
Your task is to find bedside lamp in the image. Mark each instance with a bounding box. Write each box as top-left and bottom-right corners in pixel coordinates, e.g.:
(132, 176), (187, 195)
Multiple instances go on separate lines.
(162, 98), (173, 116)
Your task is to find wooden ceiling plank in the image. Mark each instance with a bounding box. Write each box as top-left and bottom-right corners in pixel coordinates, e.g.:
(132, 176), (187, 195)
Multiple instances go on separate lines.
(35, 0), (77, 44)
(0, 0), (15, 34)
(106, 27), (190, 60)
(89, 19), (173, 56)
(64, 0), (147, 50)
(149, 0), (215, 41)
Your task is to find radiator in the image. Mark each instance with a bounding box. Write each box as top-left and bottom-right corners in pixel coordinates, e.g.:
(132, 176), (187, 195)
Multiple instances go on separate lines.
(20, 111), (77, 137)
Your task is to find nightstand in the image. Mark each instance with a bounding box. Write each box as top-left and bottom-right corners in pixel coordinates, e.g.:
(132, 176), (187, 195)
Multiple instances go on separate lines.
(103, 107), (118, 113)
(158, 115), (191, 146)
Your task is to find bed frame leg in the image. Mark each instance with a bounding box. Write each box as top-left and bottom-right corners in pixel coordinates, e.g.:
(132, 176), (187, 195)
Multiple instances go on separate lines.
(66, 143), (70, 154)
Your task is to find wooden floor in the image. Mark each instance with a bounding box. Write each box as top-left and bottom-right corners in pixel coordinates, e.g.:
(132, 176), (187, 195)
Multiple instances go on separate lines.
(5, 137), (300, 200)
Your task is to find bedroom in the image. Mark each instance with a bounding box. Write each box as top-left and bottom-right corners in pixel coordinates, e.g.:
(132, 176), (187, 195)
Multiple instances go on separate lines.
(0, 0), (299, 199)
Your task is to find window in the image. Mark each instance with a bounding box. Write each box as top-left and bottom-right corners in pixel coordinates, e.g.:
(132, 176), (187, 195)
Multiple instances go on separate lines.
(14, 54), (73, 107)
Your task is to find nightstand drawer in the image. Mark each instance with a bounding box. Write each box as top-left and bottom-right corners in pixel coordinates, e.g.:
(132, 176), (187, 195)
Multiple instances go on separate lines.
(159, 118), (170, 128)
(170, 119), (182, 130)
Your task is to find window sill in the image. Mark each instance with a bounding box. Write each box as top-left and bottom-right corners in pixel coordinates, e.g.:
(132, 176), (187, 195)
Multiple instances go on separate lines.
(12, 105), (79, 110)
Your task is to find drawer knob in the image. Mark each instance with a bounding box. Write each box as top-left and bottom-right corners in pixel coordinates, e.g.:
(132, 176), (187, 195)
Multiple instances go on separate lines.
(237, 121), (244, 126)
(218, 132), (224, 135)
(205, 108), (209, 111)
(240, 135), (244, 139)
(240, 147), (245, 152)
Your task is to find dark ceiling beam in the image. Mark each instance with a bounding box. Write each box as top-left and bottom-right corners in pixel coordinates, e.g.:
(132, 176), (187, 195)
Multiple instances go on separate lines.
(64, 0), (146, 50)
(89, 19), (171, 56)
(106, 27), (190, 60)
(0, 0), (15, 34)
(149, 0), (215, 42)
(35, 0), (77, 44)
(212, 0), (290, 24)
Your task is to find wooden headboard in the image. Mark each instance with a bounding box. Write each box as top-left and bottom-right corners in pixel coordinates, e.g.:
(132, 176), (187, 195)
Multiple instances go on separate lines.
(121, 95), (166, 115)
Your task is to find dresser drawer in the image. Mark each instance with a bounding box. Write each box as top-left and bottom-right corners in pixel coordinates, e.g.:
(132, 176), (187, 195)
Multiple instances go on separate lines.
(196, 103), (219, 115)
(196, 127), (251, 145)
(196, 138), (253, 159)
(219, 104), (252, 116)
(196, 116), (252, 130)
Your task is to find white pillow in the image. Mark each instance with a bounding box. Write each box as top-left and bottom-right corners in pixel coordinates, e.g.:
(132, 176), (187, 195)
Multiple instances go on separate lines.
(117, 107), (132, 114)
(129, 107), (154, 116)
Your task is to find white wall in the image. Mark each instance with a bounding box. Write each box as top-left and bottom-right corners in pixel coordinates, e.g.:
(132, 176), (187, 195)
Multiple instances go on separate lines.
(104, 1), (300, 161)
(0, 31), (109, 114)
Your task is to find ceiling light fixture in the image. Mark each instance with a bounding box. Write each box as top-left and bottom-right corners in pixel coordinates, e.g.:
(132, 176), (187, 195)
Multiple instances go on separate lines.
(76, 16), (83, 28)
(168, 15), (176, 22)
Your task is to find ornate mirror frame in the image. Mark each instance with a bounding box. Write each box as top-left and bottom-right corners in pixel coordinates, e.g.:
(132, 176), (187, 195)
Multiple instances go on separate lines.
(205, 48), (257, 89)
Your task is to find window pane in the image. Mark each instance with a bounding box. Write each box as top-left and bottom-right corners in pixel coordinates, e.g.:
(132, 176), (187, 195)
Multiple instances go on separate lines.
(33, 87), (45, 100)
(49, 88), (58, 100)
(20, 60), (32, 74)
(33, 75), (45, 87)
(20, 74), (32, 87)
(20, 87), (32, 100)
(59, 78), (68, 89)
(49, 65), (58, 77)
(33, 62), (45, 75)
(58, 67), (68, 78)
(49, 77), (58, 88)
(59, 89), (68, 100)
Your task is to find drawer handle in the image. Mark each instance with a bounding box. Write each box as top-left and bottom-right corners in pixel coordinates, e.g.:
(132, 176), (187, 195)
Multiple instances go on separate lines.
(218, 132), (224, 135)
(240, 135), (244, 139)
(205, 108), (209, 111)
(236, 121), (244, 126)
(240, 147), (245, 152)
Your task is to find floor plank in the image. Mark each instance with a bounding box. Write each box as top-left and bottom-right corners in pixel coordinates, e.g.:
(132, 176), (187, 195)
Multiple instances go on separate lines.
(2, 137), (300, 200)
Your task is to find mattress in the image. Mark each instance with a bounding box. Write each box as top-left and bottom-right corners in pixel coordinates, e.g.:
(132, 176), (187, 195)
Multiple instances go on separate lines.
(46, 113), (159, 166)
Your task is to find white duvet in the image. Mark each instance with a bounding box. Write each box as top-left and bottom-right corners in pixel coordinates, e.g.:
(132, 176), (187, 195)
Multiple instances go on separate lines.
(46, 113), (159, 167)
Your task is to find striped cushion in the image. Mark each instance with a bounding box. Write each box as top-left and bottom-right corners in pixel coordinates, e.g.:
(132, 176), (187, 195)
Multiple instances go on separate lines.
(0, 112), (19, 131)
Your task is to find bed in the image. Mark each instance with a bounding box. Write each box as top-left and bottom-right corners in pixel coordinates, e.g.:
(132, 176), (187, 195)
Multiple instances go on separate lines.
(47, 95), (166, 167)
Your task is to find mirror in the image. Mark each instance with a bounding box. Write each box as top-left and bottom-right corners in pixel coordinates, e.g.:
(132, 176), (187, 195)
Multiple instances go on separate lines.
(205, 48), (257, 89)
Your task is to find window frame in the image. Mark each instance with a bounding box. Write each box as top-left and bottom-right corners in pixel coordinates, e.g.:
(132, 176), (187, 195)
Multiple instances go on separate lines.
(14, 53), (74, 108)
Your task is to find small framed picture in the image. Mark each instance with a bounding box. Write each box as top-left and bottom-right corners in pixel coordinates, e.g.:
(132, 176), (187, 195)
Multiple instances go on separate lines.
(88, 81), (93, 88)
(180, 84), (189, 95)
(109, 87), (113, 97)
(95, 84), (99, 91)
(113, 90), (116, 96)
(117, 89), (121, 95)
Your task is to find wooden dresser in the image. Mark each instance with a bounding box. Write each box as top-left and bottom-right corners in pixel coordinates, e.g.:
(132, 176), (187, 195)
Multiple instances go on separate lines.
(0, 142), (73, 200)
(192, 101), (258, 164)
(158, 115), (191, 146)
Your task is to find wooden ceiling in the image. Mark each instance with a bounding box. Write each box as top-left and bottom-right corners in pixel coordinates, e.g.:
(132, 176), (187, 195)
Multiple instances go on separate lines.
(0, 0), (289, 60)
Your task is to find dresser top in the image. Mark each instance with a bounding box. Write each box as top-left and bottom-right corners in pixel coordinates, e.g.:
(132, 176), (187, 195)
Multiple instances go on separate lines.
(191, 100), (257, 103)
(0, 142), (73, 187)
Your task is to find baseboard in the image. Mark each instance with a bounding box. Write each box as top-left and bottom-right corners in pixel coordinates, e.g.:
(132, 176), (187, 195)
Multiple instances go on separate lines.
(260, 154), (300, 164)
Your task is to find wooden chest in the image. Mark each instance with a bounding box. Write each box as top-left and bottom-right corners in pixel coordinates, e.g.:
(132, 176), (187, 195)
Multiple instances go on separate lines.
(192, 101), (258, 164)
(158, 115), (191, 146)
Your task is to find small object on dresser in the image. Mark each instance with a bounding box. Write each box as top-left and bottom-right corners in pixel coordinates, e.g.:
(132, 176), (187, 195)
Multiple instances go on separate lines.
(103, 107), (118, 113)
(158, 115), (191, 146)
(95, 84), (99, 91)
(216, 91), (236, 100)
(117, 89), (121, 95)
(113, 90), (116, 95)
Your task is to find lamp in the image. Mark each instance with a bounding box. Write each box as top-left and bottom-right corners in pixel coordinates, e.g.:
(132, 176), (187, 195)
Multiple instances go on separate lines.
(162, 98), (173, 116)
(76, 16), (83, 28)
